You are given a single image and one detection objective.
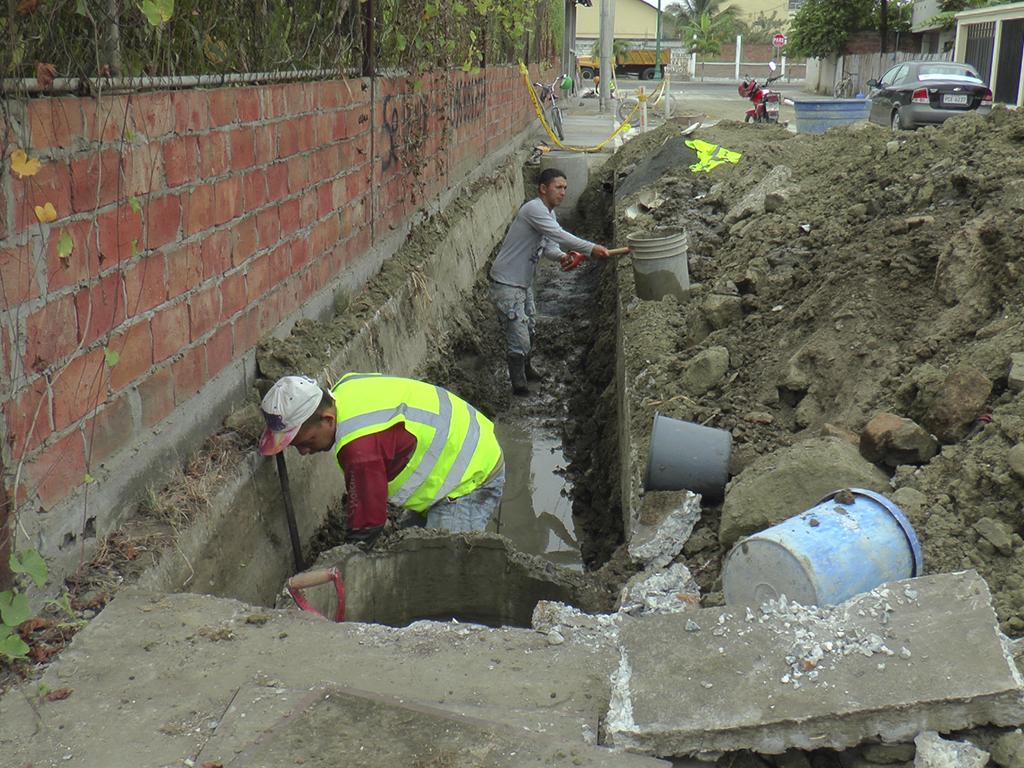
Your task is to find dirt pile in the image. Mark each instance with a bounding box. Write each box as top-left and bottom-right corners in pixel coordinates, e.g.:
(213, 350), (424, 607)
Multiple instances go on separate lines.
(607, 109), (1024, 632)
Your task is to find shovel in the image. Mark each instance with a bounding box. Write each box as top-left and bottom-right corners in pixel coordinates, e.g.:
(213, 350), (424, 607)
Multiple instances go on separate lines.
(561, 246), (631, 272)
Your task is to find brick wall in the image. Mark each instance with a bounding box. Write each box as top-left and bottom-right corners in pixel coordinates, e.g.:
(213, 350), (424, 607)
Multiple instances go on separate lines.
(0, 64), (538, 562)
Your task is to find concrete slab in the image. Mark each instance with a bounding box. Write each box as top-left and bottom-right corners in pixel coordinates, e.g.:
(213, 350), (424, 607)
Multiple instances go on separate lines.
(214, 685), (670, 767)
(607, 571), (1024, 757)
(0, 590), (619, 767)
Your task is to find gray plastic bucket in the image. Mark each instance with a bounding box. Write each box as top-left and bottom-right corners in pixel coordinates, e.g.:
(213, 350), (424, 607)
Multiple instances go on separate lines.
(627, 231), (689, 302)
(722, 487), (924, 608)
(644, 411), (732, 501)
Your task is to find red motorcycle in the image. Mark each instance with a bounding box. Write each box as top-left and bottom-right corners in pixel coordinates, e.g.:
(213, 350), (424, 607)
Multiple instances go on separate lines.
(739, 61), (783, 124)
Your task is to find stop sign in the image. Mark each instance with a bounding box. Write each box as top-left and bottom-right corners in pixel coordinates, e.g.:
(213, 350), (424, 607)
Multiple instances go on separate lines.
(773, 33), (787, 47)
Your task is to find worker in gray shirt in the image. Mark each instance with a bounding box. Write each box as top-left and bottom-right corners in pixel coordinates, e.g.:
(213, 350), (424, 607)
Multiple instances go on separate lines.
(489, 167), (611, 395)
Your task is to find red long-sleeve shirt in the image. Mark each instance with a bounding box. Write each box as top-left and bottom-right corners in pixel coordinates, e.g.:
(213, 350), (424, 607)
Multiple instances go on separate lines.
(337, 423), (417, 530)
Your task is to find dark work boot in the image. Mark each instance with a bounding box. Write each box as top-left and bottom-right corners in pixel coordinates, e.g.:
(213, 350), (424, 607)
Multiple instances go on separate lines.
(525, 354), (545, 382)
(507, 354), (530, 396)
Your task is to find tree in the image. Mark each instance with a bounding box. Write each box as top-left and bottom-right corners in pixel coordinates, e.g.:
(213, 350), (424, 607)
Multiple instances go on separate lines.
(682, 11), (732, 80)
(590, 37), (633, 62)
(787, 0), (873, 58)
(665, 0), (736, 39)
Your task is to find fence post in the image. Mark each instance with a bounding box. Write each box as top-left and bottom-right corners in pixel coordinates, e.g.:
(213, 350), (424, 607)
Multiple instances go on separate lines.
(362, 0), (376, 76)
(690, 51), (697, 78)
(735, 35), (742, 80)
(782, 54), (787, 79)
(104, 0), (123, 76)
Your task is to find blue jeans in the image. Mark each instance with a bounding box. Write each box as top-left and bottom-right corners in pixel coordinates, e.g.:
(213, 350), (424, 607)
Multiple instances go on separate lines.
(425, 463), (506, 533)
(490, 282), (536, 357)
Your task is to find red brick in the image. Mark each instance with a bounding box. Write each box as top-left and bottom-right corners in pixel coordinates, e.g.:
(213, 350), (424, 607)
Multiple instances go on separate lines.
(188, 285), (220, 342)
(277, 120), (300, 158)
(122, 143), (164, 198)
(219, 271), (247, 317)
(242, 170), (268, 210)
(75, 273), (125, 346)
(346, 171), (368, 201)
(253, 125), (276, 165)
(28, 98), (84, 151)
(142, 193), (181, 251)
(84, 393), (135, 465)
(109, 319), (153, 391)
(209, 90), (237, 127)
(199, 131), (231, 178)
(45, 219), (97, 292)
(172, 90), (210, 133)
(246, 252), (272, 300)
(97, 204), (144, 267)
(229, 128), (256, 172)
(123, 253), (166, 316)
(128, 91), (174, 139)
(299, 191), (318, 226)
(11, 157), (73, 233)
(255, 208), (281, 250)
(213, 177), (244, 225)
(291, 237), (310, 271)
(278, 199), (301, 236)
(25, 429), (86, 508)
(236, 89), (261, 123)
(233, 307), (260, 354)
(257, 287), (286, 331)
(266, 164), (289, 202)
(4, 378), (51, 460)
(183, 184), (215, 236)
(265, 86), (288, 119)
(152, 302), (189, 363)
(329, 111), (348, 142)
(268, 244), (291, 283)
(286, 155), (310, 195)
(316, 182), (333, 219)
(70, 149), (121, 213)
(138, 365), (174, 428)
(200, 229), (232, 279)
(81, 95), (130, 143)
(229, 217), (259, 266)
(0, 245), (39, 309)
(205, 324), (233, 378)
(51, 347), (107, 431)
(285, 84), (311, 115)
(25, 294), (78, 372)
(161, 136), (200, 189)
(172, 346), (206, 405)
(165, 242), (202, 298)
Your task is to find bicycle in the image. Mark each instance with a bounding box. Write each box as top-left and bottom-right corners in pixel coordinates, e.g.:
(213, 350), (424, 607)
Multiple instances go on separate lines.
(533, 74), (566, 141)
(833, 70), (858, 99)
(615, 79), (676, 124)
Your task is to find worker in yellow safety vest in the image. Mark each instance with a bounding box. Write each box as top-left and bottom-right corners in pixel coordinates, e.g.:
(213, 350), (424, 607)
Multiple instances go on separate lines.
(259, 374), (504, 545)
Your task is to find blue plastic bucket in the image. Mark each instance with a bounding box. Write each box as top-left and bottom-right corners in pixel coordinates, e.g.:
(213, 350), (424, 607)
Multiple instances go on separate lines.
(722, 488), (923, 607)
(792, 99), (870, 134)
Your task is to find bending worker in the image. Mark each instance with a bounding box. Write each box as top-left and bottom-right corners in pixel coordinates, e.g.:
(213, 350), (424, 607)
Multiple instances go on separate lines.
(258, 373), (504, 544)
(490, 167), (612, 395)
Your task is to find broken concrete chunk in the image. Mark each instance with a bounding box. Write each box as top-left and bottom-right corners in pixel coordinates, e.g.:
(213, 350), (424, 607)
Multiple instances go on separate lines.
(702, 294), (744, 330)
(1009, 353), (1024, 393)
(719, 437), (889, 546)
(973, 517), (1015, 557)
(990, 728), (1024, 768)
(725, 165), (792, 224)
(861, 743), (917, 764)
(860, 412), (939, 467)
(681, 346), (730, 397)
(914, 365), (992, 443)
(618, 564), (700, 616)
(1008, 444), (1024, 481)
(914, 732), (990, 768)
(629, 491), (702, 569)
(608, 572), (1024, 757)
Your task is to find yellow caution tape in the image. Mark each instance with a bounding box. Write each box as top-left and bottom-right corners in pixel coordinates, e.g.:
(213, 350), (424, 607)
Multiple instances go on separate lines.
(519, 63), (664, 153)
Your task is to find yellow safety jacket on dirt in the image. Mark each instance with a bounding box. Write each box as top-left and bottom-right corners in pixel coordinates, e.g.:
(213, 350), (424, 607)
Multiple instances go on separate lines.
(330, 374), (502, 513)
(685, 139), (742, 173)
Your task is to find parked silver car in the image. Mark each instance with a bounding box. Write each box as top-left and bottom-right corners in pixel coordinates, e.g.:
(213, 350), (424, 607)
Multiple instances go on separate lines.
(867, 61), (993, 131)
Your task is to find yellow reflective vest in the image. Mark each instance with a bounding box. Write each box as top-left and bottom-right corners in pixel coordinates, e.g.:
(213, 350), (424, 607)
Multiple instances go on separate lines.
(685, 139), (742, 173)
(330, 374), (502, 513)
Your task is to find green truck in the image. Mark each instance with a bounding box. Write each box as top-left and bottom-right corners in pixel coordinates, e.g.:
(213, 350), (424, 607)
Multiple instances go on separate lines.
(577, 49), (672, 81)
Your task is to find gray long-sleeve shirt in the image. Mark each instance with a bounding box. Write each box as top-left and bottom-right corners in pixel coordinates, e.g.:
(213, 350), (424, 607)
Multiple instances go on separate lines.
(489, 197), (595, 288)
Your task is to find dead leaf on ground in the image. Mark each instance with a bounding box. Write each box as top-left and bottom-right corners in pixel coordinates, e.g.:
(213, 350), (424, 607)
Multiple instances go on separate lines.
(17, 0), (40, 15)
(44, 687), (73, 701)
(17, 618), (52, 634)
(35, 63), (57, 89)
(201, 762), (224, 768)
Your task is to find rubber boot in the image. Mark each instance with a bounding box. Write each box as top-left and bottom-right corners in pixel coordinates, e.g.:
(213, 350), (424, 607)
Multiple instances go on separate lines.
(507, 354), (530, 396)
(525, 354), (545, 382)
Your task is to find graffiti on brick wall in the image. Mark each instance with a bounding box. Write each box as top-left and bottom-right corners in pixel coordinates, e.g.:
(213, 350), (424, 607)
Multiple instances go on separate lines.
(381, 92), (431, 173)
(450, 77), (486, 129)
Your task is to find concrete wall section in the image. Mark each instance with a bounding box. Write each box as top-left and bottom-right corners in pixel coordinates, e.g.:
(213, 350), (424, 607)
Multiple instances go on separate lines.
(0, 65), (540, 578)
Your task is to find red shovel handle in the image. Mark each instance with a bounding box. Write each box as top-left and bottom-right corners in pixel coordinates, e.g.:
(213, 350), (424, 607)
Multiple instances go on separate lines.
(287, 567), (346, 622)
(561, 250), (587, 272)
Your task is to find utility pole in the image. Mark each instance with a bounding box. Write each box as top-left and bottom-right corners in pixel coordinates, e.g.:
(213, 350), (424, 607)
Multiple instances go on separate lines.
(599, 0), (615, 113)
(654, 0), (663, 80)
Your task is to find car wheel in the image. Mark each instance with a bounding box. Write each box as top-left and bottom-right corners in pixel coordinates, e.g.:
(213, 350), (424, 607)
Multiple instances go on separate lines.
(580, 68), (595, 80)
(641, 68), (655, 81)
(891, 109), (903, 131)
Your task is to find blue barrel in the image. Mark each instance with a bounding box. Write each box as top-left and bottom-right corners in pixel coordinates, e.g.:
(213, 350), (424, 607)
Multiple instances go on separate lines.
(722, 488), (923, 607)
(793, 99), (871, 134)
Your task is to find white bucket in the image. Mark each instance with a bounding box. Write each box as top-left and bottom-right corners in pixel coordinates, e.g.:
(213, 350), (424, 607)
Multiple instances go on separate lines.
(627, 231), (689, 301)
